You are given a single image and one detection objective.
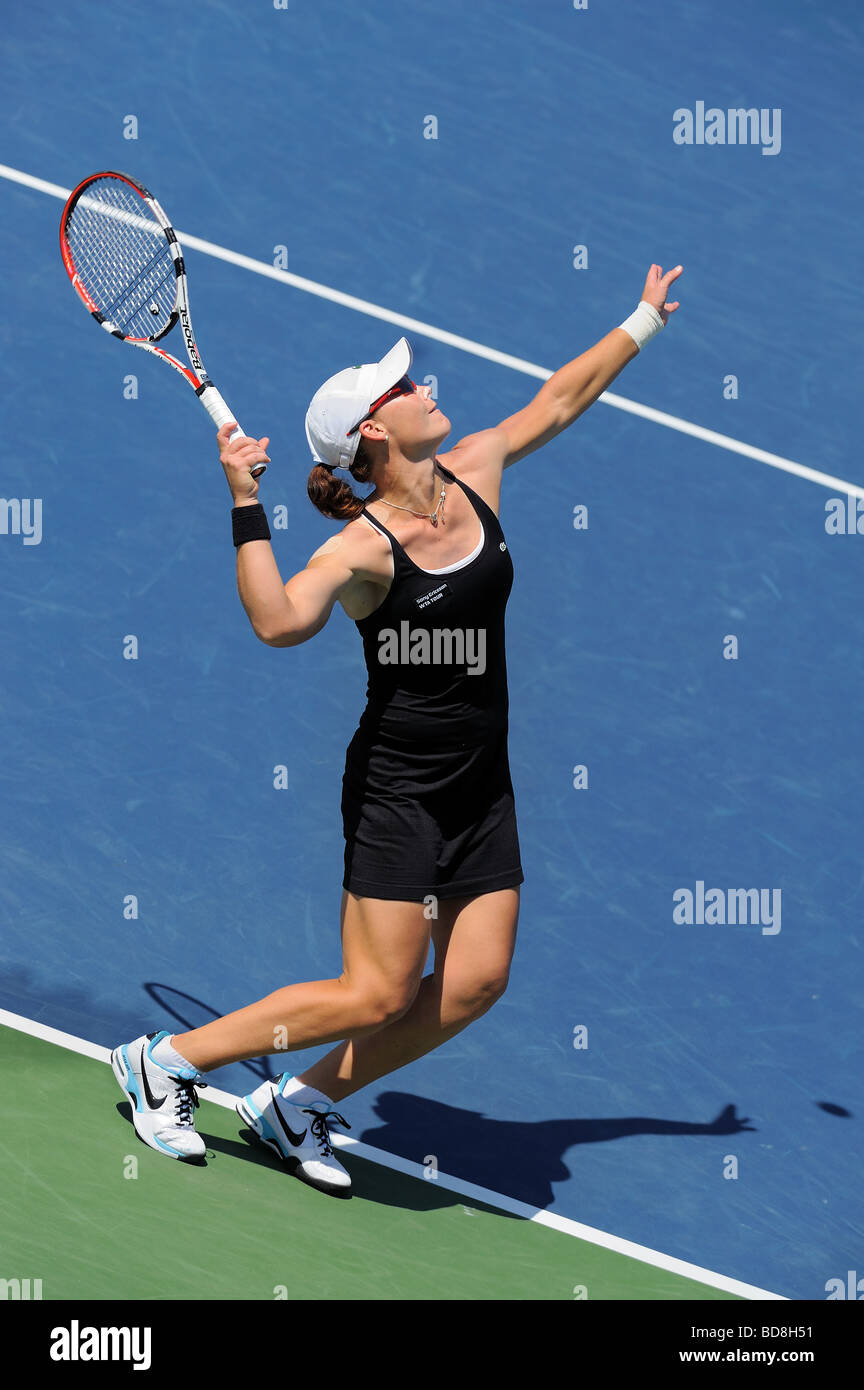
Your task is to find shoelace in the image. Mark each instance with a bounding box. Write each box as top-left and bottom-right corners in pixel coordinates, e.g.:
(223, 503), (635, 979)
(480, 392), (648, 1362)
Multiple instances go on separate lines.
(174, 1076), (207, 1127)
(302, 1108), (351, 1159)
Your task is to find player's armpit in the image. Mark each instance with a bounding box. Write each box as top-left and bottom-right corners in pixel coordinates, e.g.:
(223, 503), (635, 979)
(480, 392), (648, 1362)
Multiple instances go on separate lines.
(263, 526), (386, 647)
(445, 425), (509, 464)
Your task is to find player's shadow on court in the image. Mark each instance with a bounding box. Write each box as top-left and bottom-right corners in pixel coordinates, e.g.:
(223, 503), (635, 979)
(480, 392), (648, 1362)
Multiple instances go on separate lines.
(202, 1091), (756, 1215)
(349, 1093), (758, 1212)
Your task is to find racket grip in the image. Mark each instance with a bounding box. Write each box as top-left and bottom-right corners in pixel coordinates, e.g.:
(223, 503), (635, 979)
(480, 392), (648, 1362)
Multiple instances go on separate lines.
(198, 383), (268, 479)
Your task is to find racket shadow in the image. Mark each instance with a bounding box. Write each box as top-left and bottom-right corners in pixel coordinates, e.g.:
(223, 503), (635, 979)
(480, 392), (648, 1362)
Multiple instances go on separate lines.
(143, 981), (274, 1084)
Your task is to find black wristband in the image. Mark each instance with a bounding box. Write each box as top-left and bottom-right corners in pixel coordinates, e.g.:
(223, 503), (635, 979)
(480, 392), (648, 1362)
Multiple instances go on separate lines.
(232, 503), (271, 548)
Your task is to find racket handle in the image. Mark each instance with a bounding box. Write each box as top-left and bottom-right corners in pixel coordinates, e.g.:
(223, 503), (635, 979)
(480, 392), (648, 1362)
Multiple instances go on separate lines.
(198, 383), (268, 479)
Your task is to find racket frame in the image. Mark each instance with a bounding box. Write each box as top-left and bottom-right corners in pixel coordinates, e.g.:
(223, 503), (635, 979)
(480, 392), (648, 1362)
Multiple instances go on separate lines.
(60, 170), (266, 477)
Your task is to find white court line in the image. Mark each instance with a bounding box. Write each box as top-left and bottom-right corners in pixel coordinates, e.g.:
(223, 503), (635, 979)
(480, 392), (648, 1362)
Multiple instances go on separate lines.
(0, 1006), (785, 1301)
(3, 159), (861, 501)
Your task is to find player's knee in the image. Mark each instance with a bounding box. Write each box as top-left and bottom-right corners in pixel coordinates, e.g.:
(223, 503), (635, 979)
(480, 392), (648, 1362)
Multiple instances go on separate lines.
(455, 969), (510, 1018)
(362, 982), (417, 1027)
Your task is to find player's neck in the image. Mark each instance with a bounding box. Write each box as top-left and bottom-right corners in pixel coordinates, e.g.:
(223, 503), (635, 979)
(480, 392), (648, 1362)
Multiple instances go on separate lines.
(370, 452), (442, 513)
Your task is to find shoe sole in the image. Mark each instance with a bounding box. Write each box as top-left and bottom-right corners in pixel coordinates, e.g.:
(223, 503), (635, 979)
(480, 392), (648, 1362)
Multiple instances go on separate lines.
(111, 1044), (203, 1163)
(236, 1095), (352, 1199)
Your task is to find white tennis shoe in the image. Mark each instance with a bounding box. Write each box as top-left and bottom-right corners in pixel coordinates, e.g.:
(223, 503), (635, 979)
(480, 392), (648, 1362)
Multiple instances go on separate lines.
(111, 1030), (207, 1160)
(237, 1074), (352, 1197)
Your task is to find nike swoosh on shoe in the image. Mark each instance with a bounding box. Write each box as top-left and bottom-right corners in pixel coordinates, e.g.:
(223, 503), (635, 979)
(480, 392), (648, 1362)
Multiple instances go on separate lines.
(140, 1050), (168, 1109)
(271, 1102), (307, 1147)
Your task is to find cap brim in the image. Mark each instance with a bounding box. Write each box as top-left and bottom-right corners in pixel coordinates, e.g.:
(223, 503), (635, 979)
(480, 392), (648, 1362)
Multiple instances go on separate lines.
(372, 336), (413, 396)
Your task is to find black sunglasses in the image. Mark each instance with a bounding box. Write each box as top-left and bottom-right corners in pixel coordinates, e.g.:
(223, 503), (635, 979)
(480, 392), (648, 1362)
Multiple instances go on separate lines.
(346, 375), (416, 436)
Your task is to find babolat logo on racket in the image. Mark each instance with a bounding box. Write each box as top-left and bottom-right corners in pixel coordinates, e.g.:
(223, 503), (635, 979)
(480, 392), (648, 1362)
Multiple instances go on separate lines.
(179, 310), (202, 370)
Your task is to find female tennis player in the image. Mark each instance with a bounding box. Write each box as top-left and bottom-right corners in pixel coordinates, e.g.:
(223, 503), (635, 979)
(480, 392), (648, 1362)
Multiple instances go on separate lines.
(112, 263), (682, 1195)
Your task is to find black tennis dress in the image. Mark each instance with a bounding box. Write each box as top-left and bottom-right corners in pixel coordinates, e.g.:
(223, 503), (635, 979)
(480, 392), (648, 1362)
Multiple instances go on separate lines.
(341, 462), (524, 902)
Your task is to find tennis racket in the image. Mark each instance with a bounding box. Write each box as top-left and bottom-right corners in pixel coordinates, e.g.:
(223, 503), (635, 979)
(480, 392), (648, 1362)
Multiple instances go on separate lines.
(59, 169), (266, 477)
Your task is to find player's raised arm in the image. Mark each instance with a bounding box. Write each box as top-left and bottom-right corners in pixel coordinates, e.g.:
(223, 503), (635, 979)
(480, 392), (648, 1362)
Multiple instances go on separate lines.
(494, 263), (683, 468)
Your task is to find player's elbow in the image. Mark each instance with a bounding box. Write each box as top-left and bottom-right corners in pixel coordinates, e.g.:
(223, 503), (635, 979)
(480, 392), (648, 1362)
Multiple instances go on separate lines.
(257, 612), (327, 647)
(258, 571), (341, 647)
(257, 624), (303, 647)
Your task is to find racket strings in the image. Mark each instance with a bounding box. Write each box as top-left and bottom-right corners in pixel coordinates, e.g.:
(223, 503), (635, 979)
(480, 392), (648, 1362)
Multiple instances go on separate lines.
(64, 179), (177, 339)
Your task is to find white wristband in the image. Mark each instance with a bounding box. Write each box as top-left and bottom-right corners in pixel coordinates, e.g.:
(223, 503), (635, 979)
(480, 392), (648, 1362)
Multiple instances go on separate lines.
(618, 300), (664, 351)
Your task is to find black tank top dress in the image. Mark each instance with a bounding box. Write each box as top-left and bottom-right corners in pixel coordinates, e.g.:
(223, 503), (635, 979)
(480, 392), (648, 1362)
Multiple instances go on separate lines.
(341, 463), (524, 902)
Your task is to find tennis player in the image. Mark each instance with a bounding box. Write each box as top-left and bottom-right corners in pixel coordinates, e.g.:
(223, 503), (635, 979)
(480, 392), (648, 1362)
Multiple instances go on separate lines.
(111, 263), (682, 1196)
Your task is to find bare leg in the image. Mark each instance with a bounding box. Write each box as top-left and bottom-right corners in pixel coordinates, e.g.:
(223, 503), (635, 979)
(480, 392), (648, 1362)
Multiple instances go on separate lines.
(295, 888), (519, 1102)
(171, 892), (432, 1072)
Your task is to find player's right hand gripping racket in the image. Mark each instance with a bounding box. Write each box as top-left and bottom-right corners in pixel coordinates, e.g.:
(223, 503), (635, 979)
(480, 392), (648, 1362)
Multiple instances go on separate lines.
(60, 169), (266, 477)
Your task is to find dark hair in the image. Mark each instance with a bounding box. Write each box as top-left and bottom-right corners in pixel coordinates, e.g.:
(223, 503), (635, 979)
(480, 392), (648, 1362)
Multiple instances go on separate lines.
(307, 437), (376, 520)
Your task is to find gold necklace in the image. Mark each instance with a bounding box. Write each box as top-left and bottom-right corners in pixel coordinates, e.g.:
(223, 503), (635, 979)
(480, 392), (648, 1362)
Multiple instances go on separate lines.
(377, 472), (446, 527)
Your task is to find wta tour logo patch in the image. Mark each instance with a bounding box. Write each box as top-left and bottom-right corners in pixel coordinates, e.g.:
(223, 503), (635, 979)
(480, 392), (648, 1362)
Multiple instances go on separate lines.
(413, 582), (452, 610)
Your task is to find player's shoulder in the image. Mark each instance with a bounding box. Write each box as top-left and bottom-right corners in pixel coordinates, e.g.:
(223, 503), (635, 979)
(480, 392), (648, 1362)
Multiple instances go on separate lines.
(438, 425), (508, 476)
(307, 510), (391, 580)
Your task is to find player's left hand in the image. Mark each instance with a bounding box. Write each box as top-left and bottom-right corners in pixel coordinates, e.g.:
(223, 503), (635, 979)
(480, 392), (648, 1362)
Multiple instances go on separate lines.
(640, 263), (683, 325)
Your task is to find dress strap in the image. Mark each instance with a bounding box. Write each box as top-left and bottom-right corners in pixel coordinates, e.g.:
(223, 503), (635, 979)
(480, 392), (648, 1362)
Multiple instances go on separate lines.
(359, 507), (403, 555)
(434, 460), (500, 531)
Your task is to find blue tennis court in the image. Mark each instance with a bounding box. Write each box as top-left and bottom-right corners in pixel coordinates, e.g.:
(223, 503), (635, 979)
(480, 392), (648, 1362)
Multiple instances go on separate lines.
(0, 0), (861, 1301)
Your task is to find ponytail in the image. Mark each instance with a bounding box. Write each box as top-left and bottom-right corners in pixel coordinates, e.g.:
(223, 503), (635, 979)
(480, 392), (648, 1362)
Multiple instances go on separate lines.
(307, 438), (376, 521)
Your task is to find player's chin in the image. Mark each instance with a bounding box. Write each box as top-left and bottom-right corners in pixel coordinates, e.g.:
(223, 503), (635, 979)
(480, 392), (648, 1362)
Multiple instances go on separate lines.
(429, 411), (451, 443)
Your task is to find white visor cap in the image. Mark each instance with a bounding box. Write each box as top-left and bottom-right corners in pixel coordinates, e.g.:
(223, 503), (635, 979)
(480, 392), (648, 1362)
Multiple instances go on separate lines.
(305, 337), (413, 470)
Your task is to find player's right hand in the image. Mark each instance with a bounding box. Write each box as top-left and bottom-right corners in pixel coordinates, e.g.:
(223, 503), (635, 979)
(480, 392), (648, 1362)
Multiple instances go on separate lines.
(217, 423), (270, 503)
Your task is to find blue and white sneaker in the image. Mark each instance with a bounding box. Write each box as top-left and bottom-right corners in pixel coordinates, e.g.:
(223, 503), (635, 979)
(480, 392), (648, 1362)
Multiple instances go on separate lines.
(237, 1074), (352, 1197)
(111, 1031), (207, 1161)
